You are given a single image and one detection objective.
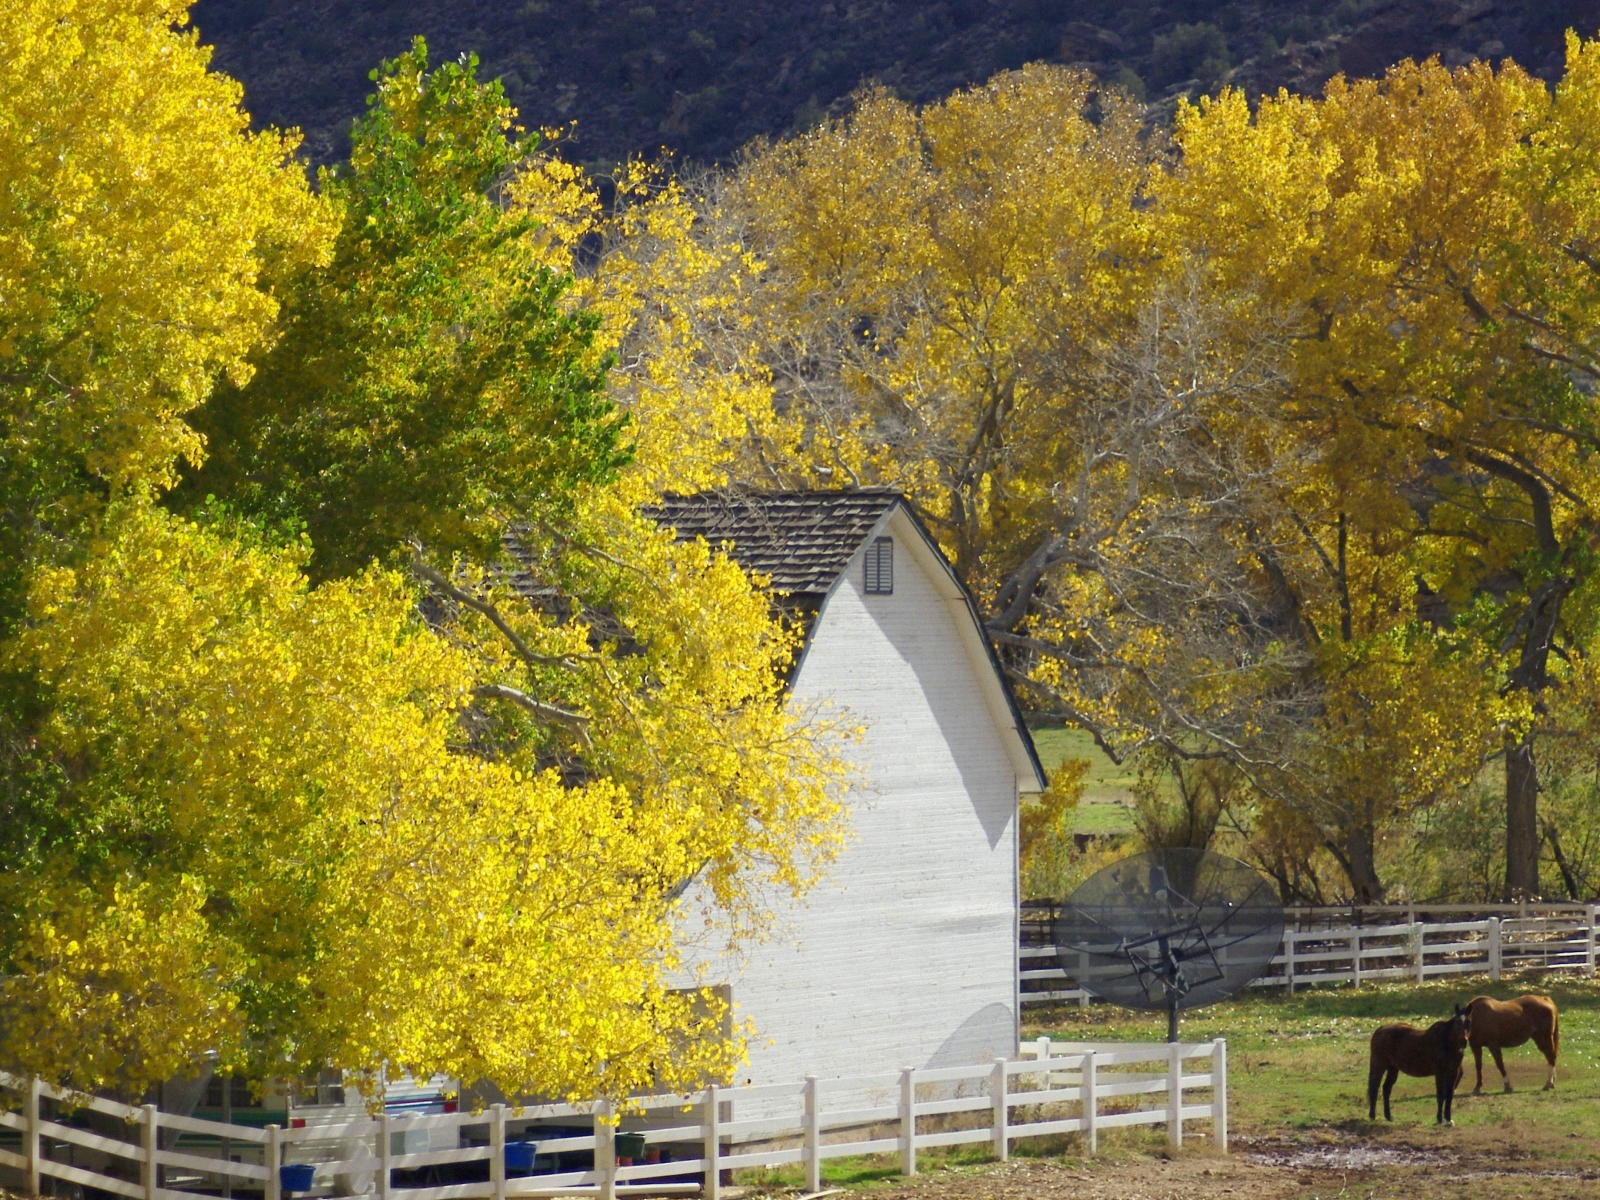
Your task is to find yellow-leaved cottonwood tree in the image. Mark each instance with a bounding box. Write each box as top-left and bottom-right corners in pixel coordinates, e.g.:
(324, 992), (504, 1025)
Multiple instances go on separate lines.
(1, 8), (847, 1103)
(1155, 40), (1600, 900)
(661, 43), (1600, 903)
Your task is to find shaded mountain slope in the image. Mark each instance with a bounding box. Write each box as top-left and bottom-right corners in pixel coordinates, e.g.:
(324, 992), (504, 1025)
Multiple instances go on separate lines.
(193, 0), (1600, 170)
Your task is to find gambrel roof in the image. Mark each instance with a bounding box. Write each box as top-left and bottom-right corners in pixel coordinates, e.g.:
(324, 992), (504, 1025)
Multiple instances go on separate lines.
(502, 489), (902, 646)
(646, 488), (903, 605)
(649, 488), (1046, 793)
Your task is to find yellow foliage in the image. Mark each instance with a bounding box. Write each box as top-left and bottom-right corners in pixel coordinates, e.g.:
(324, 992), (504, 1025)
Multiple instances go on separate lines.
(714, 64), (1153, 574)
(663, 45), (1600, 901)
(3, 500), (844, 1101)
(0, 0), (334, 496)
(1019, 757), (1088, 899)
(0, 6), (846, 1106)
(503, 155), (789, 498)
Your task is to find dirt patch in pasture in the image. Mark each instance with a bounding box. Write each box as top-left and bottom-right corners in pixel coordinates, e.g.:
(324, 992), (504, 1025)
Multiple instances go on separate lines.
(736, 1129), (1600, 1200)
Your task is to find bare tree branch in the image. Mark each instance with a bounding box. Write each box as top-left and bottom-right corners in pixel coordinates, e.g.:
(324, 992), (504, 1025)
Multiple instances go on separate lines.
(410, 552), (577, 670)
(470, 682), (590, 728)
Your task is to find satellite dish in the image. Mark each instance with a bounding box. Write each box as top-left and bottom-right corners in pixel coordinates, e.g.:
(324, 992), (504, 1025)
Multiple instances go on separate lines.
(1054, 848), (1284, 1041)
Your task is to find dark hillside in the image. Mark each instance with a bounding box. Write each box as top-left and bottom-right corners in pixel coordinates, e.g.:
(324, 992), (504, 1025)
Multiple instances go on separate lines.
(193, 0), (1600, 170)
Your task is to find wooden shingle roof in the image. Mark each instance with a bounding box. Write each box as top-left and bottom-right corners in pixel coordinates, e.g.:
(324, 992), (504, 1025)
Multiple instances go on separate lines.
(646, 489), (903, 604)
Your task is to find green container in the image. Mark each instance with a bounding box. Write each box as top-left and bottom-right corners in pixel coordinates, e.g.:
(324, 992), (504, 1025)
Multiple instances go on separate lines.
(614, 1132), (646, 1162)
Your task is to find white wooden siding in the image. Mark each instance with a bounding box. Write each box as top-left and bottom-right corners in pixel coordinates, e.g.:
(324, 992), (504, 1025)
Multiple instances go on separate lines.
(684, 507), (1026, 1095)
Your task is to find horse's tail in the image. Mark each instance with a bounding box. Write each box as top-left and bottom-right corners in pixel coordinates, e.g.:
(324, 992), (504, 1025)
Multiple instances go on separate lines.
(1550, 1001), (1561, 1061)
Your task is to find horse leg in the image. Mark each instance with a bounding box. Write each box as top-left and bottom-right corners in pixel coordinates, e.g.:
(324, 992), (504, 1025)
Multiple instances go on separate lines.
(1538, 1028), (1558, 1090)
(1367, 1060), (1382, 1120)
(1471, 1044), (1486, 1094)
(1382, 1067), (1399, 1122)
(1490, 1045), (1512, 1093)
(1436, 1069), (1452, 1126)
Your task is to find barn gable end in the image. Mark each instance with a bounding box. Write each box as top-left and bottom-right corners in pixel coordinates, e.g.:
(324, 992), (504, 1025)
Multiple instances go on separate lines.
(655, 489), (1044, 1091)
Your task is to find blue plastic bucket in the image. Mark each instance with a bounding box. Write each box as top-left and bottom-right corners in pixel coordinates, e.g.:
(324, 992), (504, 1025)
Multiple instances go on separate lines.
(279, 1164), (316, 1193)
(504, 1142), (541, 1172)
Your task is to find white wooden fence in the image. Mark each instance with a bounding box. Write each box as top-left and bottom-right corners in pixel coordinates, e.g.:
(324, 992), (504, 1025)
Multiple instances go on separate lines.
(1021, 903), (1600, 1006)
(0, 1044), (1226, 1200)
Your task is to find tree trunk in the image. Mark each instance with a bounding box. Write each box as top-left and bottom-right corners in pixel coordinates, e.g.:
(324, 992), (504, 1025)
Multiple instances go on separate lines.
(1544, 817), (1584, 901)
(1459, 453), (1570, 906)
(1502, 578), (1567, 902)
(1342, 825), (1385, 905)
(1505, 732), (1541, 901)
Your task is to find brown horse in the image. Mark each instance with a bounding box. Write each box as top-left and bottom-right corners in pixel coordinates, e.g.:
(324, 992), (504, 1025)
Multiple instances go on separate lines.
(1466, 993), (1559, 1093)
(1367, 1004), (1471, 1125)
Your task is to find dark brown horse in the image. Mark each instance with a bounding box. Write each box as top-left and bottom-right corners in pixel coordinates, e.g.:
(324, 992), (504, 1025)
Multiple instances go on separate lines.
(1367, 1004), (1471, 1125)
(1467, 993), (1559, 1093)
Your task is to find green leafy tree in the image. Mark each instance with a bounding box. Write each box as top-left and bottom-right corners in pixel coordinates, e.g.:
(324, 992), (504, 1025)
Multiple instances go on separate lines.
(182, 40), (630, 579)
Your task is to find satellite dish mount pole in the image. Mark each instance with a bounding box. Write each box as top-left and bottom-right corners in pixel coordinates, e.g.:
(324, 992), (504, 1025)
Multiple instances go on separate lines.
(1152, 865), (1181, 1043)
(1161, 951), (1180, 1042)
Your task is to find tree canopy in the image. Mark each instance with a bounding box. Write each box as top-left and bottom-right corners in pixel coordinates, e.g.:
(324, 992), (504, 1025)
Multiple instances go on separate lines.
(1152, 40), (1600, 900)
(0, 0), (333, 612)
(2, 9), (846, 1102)
(181, 41), (631, 579)
(13, 0), (1600, 1108)
(667, 40), (1600, 903)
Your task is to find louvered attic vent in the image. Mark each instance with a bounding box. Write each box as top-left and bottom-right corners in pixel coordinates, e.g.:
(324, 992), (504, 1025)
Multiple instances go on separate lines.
(864, 536), (894, 595)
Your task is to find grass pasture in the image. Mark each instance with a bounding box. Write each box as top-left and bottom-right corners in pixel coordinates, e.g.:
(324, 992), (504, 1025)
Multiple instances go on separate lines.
(734, 974), (1600, 1199)
(1020, 973), (1600, 1197)
(1028, 725), (1138, 837)
(1032, 976), (1598, 1131)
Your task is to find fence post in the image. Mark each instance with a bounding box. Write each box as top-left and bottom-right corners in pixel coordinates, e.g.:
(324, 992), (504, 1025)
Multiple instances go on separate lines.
(1489, 917), (1503, 981)
(1284, 931), (1296, 995)
(1352, 931), (1362, 989)
(266, 1125), (283, 1200)
(1082, 1052), (1097, 1156)
(377, 1113), (390, 1200)
(899, 1067), (917, 1177)
(595, 1098), (615, 1200)
(991, 1059), (1009, 1162)
(703, 1084), (720, 1200)
(1414, 922), (1426, 984)
(1588, 906), (1598, 975)
(25, 1075), (40, 1197)
(1167, 1042), (1183, 1150)
(804, 1076), (821, 1193)
(142, 1103), (159, 1200)
(1212, 1039), (1228, 1152)
(489, 1103), (506, 1200)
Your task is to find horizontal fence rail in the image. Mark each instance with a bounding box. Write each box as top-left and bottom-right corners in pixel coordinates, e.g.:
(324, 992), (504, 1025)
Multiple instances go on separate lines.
(0, 1044), (1225, 1200)
(1020, 902), (1600, 1007)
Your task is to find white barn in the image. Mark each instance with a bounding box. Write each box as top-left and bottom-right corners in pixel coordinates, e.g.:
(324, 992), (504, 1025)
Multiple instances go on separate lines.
(652, 489), (1046, 1090)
